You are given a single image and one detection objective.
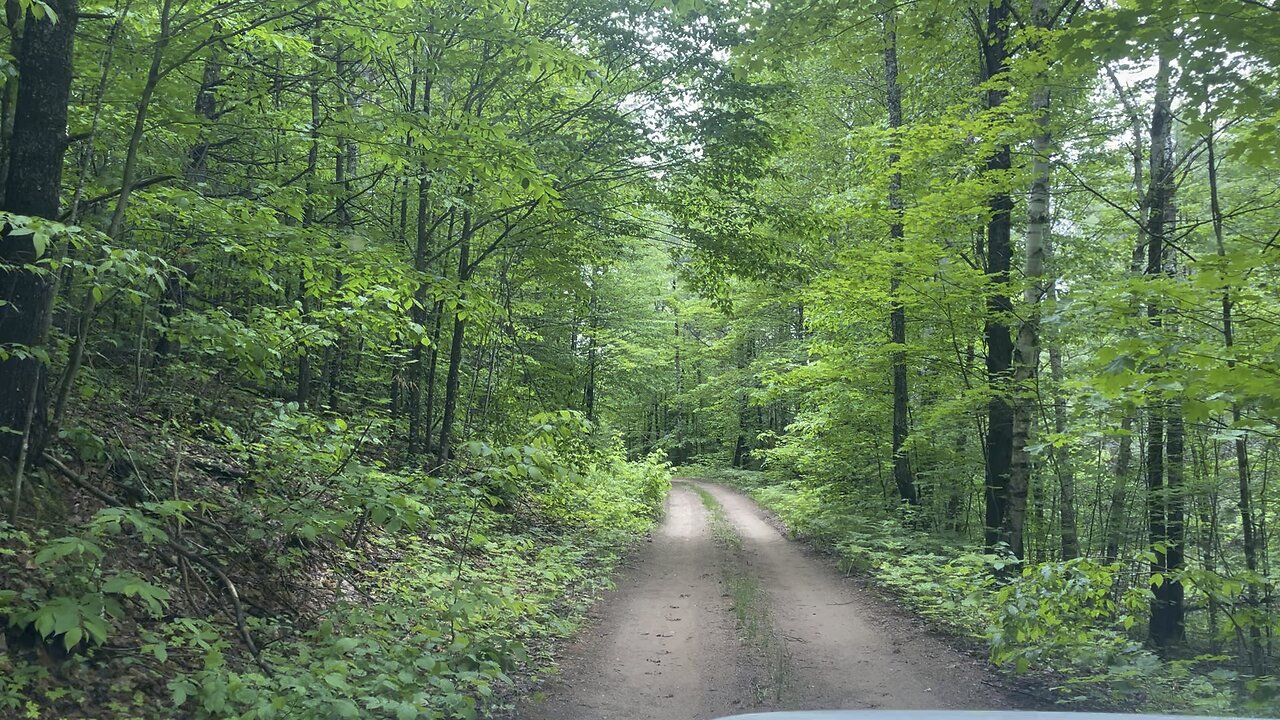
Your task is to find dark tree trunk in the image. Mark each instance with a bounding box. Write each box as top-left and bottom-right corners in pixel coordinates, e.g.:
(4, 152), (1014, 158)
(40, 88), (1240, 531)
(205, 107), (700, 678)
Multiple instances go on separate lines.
(153, 264), (194, 360)
(187, 47), (221, 182)
(884, 9), (916, 506)
(584, 281), (598, 423)
(326, 344), (341, 410)
(1049, 341), (1080, 559)
(1144, 251), (1168, 645)
(981, 0), (1016, 555)
(297, 279), (313, 407)
(437, 212), (471, 462)
(0, 0), (78, 467)
(422, 298), (443, 453)
(584, 337), (597, 422)
(1104, 415), (1133, 565)
(478, 341), (499, 429)
(405, 71), (431, 453)
(407, 177), (433, 453)
(326, 52), (356, 413)
(1145, 49), (1183, 649)
(464, 339), (486, 427)
(1157, 399), (1187, 644)
(295, 58), (321, 408)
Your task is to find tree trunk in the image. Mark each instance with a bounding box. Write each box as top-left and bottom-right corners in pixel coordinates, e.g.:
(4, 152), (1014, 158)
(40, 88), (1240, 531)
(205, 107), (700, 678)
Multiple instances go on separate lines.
(884, 8), (917, 506)
(1206, 124), (1264, 673)
(1105, 415), (1133, 564)
(478, 341), (500, 429)
(406, 69), (429, 453)
(464, 337), (487, 428)
(1049, 338), (1080, 559)
(1008, 0), (1052, 558)
(186, 45), (220, 183)
(407, 180), (433, 453)
(981, 0), (1016, 556)
(0, 0), (78, 467)
(1145, 49), (1183, 649)
(584, 278), (598, 423)
(295, 62), (321, 408)
(422, 298), (444, 453)
(326, 52), (358, 412)
(437, 211), (472, 462)
(1161, 395), (1187, 645)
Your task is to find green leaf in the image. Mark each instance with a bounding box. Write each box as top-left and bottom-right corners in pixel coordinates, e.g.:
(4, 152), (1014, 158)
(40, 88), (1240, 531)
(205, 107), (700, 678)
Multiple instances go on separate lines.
(332, 699), (360, 718)
(63, 627), (83, 650)
(171, 680), (194, 707)
(34, 536), (104, 565)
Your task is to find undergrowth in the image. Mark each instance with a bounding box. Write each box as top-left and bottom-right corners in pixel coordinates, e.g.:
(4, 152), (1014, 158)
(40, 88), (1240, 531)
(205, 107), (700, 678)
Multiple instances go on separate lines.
(691, 467), (1279, 715)
(1, 398), (670, 720)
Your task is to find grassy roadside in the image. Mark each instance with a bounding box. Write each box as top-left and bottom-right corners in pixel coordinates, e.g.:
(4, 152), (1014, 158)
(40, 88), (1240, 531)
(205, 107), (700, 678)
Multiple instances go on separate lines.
(686, 482), (793, 705)
(690, 468), (1274, 715)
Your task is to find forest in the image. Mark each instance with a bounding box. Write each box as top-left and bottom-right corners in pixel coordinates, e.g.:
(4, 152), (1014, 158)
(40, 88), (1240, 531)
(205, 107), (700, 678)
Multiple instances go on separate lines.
(0, 0), (1278, 716)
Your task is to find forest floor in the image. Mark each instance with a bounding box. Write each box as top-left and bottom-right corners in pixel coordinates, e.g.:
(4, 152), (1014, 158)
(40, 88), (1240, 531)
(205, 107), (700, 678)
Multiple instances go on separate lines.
(514, 480), (1036, 720)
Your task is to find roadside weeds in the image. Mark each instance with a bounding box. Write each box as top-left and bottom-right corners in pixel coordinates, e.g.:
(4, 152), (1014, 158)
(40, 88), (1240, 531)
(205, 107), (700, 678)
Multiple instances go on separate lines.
(687, 481), (794, 706)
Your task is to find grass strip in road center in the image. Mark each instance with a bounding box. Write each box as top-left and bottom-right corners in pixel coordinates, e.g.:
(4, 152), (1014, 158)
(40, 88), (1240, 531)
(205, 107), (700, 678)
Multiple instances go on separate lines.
(688, 482), (794, 705)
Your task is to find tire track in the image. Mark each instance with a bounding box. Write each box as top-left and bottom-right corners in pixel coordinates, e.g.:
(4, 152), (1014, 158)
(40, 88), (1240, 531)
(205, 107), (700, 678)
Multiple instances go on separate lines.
(698, 480), (1015, 711)
(515, 483), (754, 719)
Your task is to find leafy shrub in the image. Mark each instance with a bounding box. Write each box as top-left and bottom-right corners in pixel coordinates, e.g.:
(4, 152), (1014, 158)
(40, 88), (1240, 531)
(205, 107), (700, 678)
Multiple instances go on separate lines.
(3, 410), (670, 719)
(712, 472), (1266, 713)
(989, 558), (1148, 673)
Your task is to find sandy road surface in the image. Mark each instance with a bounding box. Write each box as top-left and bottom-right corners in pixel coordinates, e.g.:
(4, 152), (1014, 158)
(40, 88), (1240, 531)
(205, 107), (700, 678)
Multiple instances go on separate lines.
(514, 481), (1019, 719)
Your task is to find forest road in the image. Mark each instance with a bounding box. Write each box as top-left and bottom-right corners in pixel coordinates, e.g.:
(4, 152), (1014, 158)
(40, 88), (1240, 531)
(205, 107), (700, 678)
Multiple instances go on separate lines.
(513, 480), (1018, 720)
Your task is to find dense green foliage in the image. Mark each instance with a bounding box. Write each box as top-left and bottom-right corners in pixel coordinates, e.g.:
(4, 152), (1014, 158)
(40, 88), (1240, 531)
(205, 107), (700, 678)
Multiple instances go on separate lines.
(0, 0), (686, 716)
(708, 468), (1277, 711)
(2, 402), (669, 718)
(2, 0), (1280, 715)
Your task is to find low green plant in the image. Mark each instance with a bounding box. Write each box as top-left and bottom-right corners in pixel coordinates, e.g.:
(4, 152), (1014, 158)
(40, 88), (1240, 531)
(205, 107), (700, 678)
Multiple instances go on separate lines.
(705, 472), (1269, 714)
(2, 411), (671, 719)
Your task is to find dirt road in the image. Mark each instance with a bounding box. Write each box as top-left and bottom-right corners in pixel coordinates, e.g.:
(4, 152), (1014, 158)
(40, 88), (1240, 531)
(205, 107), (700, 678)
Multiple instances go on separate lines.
(515, 480), (1019, 720)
